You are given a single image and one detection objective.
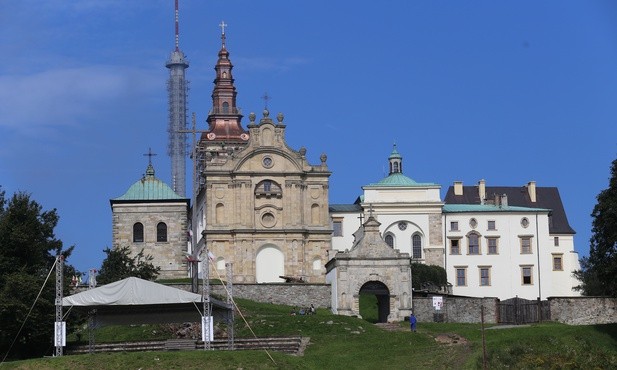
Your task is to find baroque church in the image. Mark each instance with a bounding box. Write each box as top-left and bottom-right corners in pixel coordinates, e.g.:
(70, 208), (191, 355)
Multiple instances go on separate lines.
(111, 28), (580, 305)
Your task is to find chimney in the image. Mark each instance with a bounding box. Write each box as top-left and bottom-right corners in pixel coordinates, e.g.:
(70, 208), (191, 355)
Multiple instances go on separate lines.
(454, 181), (463, 196)
(478, 179), (486, 204)
(527, 181), (537, 203)
(500, 193), (508, 207)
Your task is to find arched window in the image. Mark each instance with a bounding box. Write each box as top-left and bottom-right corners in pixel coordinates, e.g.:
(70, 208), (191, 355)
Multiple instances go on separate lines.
(216, 257), (226, 270)
(412, 234), (422, 259)
(255, 180), (282, 198)
(385, 234), (394, 248)
(133, 222), (144, 243)
(312, 257), (321, 271)
(222, 101), (229, 113)
(157, 222), (167, 242)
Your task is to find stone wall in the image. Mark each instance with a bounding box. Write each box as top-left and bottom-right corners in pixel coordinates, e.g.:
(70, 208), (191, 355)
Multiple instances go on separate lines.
(172, 283), (331, 309)
(412, 296), (498, 324)
(549, 297), (617, 325)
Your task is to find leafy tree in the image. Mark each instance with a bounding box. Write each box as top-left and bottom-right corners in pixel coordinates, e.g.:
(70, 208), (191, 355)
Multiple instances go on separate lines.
(411, 263), (447, 291)
(96, 246), (160, 285)
(575, 157), (617, 297)
(0, 189), (76, 360)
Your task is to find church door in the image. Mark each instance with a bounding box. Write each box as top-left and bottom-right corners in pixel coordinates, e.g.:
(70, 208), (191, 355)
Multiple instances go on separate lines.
(255, 244), (284, 283)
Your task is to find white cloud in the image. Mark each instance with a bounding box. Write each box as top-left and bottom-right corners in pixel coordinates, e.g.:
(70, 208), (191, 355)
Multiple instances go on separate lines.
(0, 66), (161, 134)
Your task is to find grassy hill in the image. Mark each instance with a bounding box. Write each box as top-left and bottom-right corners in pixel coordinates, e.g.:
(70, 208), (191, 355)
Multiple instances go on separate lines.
(3, 298), (617, 369)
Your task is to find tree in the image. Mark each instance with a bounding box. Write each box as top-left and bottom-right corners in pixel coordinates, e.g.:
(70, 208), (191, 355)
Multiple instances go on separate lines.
(575, 157), (617, 297)
(96, 246), (160, 285)
(411, 263), (447, 292)
(0, 189), (76, 360)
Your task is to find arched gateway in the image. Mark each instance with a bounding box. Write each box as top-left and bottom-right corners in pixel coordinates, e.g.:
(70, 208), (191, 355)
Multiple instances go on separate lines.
(359, 281), (390, 323)
(325, 216), (412, 322)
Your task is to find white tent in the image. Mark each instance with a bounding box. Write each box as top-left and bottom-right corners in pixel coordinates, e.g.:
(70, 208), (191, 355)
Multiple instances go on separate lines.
(63, 277), (230, 326)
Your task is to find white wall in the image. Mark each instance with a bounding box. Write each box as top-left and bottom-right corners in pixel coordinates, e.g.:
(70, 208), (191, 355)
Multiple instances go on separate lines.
(444, 211), (580, 300)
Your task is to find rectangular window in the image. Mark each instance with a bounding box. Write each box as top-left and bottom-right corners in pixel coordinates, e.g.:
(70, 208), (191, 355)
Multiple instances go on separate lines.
(455, 267), (467, 286)
(520, 236), (532, 254)
(521, 266), (533, 285)
(332, 220), (343, 237)
(554, 237), (559, 246)
(553, 255), (563, 271)
(479, 267), (491, 286)
(487, 220), (496, 230)
(450, 221), (459, 231)
(450, 239), (460, 255)
(487, 237), (498, 254)
(468, 234), (480, 255)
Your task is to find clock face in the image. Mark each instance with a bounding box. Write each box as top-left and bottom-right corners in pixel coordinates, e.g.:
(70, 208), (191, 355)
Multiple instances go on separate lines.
(262, 156), (273, 168)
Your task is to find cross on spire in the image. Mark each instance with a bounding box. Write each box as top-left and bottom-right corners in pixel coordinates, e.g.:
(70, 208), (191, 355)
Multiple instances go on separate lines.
(262, 92), (270, 109)
(367, 204), (375, 218)
(219, 21), (227, 35)
(143, 147), (157, 165)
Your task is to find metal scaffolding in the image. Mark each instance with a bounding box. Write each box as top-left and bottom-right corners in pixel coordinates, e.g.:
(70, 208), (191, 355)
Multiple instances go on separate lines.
(202, 252), (212, 350)
(166, 0), (189, 197)
(54, 256), (64, 357)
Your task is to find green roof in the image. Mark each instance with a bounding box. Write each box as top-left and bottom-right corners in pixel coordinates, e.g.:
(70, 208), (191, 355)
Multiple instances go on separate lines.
(366, 173), (437, 187)
(443, 204), (550, 213)
(114, 164), (184, 201)
(389, 144), (402, 159)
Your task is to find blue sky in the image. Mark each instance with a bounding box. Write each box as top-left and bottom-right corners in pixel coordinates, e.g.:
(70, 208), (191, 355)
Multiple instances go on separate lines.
(1, 1), (616, 273)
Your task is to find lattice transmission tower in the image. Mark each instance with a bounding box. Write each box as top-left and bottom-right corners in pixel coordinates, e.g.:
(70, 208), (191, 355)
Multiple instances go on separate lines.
(166, 0), (189, 197)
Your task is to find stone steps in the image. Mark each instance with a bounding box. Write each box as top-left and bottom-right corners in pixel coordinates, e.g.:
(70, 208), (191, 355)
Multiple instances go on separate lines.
(66, 336), (305, 355)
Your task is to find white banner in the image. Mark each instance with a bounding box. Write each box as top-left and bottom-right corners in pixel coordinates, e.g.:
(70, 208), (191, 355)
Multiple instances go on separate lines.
(201, 316), (213, 342)
(54, 321), (66, 347)
(432, 296), (443, 311)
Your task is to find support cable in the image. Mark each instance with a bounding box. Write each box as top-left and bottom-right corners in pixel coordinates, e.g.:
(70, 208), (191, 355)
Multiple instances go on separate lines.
(208, 257), (276, 365)
(1, 256), (58, 364)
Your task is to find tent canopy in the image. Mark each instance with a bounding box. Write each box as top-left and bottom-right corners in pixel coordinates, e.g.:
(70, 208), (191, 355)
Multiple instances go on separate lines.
(63, 277), (203, 307)
(62, 277), (230, 326)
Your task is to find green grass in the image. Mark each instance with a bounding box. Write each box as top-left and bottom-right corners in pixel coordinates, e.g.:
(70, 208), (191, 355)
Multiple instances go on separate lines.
(4, 298), (617, 369)
(358, 293), (378, 323)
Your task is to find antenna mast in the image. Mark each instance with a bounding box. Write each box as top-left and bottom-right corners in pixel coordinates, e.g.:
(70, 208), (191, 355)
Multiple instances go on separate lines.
(166, 0), (189, 197)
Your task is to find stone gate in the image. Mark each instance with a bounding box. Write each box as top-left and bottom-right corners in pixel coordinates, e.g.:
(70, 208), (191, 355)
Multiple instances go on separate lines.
(325, 216), (412, 322)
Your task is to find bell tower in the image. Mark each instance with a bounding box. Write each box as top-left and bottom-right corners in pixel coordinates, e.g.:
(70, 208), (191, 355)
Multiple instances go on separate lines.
(203, 22), (249, 143)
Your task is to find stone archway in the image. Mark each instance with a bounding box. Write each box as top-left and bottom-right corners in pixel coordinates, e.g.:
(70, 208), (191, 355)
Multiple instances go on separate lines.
(359, 281), (390, 323)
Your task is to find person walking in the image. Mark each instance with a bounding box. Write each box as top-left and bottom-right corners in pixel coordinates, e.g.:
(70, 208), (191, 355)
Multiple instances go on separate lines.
(410, 313), (417, 332)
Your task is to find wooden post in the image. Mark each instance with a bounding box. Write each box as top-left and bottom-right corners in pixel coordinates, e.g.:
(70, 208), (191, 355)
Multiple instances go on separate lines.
(481, 305), (487, 370)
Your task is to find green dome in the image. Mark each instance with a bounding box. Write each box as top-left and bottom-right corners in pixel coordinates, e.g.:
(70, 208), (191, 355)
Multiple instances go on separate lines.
(115, 164), (184, 201)
(371, 172), (417, 186)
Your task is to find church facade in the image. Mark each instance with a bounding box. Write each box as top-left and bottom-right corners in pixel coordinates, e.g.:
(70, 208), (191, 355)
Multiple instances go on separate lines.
(191, 31), (331, 283)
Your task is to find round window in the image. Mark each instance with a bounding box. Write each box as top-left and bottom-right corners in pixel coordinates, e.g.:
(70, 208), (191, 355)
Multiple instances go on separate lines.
(262, 156), (273, 168)
(398, 222), (407, 231)
(521, 217), (530, 228)
(261, 212), (276, 228)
